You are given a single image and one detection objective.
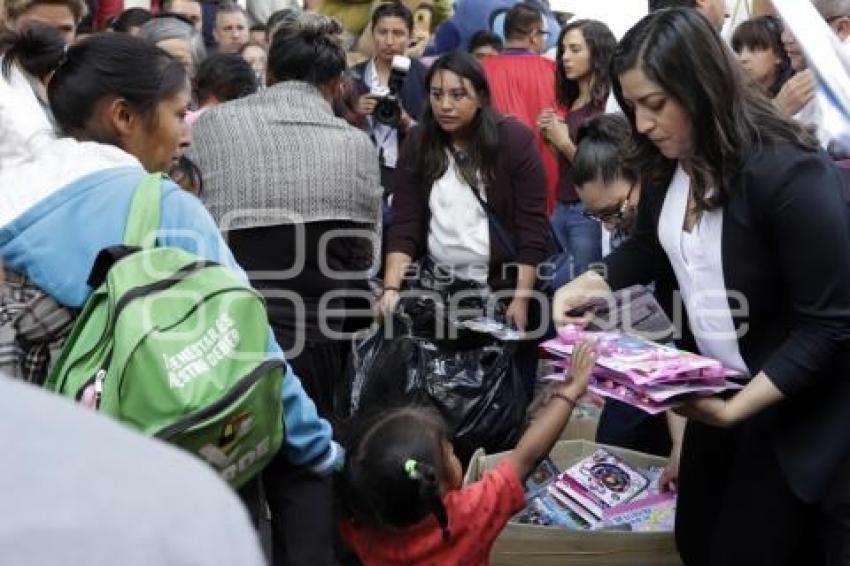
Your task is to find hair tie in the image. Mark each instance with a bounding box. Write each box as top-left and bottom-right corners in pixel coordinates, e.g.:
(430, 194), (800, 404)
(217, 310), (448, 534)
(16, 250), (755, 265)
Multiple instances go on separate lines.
(404, 459), (421, 480)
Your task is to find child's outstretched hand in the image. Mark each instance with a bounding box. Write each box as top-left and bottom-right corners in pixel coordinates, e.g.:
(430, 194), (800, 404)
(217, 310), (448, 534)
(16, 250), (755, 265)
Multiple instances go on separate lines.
(564, 340), (598, 395)
(510, 339), (598, 480)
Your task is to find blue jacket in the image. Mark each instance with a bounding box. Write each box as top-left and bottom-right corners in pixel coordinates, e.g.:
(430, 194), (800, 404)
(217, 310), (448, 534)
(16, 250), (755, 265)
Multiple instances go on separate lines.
(0, 166), (340, 475)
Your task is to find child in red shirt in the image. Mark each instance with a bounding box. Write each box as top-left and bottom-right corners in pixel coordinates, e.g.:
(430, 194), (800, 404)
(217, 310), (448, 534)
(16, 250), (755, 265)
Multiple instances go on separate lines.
(338, 341), (598, 566)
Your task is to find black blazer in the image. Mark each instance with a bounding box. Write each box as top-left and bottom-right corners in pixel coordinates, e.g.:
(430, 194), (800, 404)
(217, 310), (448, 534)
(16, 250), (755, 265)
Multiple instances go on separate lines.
(603, 144), (850, 504)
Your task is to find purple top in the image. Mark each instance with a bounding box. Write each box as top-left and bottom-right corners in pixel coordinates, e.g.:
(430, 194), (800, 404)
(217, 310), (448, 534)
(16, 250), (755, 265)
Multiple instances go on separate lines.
(557, 104), (602, 203)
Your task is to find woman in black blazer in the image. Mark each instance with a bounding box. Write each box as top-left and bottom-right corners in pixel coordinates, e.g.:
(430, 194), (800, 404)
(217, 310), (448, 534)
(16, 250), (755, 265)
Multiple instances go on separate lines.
(554, 9), (850, 565)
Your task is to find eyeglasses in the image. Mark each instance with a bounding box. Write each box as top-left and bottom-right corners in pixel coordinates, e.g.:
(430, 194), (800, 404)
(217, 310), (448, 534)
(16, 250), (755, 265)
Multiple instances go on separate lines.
(826, 14), (850, 25)
(582, 183), (637, 224)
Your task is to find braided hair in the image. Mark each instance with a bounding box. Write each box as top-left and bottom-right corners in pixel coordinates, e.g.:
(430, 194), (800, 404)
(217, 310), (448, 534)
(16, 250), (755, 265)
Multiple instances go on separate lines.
(338, 407), (453, 541)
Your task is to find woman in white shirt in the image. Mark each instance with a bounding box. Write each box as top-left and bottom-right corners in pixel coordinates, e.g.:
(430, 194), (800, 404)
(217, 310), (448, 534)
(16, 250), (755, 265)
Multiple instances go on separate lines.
(554, 9), (850, 565)
(379, 51), (552, 333)
(379, 50), (553, 401)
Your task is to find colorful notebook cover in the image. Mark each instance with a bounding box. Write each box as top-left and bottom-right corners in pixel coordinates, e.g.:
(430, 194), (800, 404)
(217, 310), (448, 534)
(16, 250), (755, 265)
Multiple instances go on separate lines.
(588, 381), (675, 415)
(513, 491), (589, 529)
(588, 376), (744, 414)
(552, 476), (607, 519)
(601, 492), (677, 532)
(547, 484), (600, 528)
(562, 449), (649, 509)
(524, 457), (560, 500)
(543, 330), (730, 385)
(543, 328), (743, 414)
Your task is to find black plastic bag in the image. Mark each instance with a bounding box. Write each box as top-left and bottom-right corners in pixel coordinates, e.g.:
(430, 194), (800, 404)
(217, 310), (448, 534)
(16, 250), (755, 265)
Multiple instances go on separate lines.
(344, 310), (527, 464)
(345, 314), (418, 418)
(409, 330), (526, 463)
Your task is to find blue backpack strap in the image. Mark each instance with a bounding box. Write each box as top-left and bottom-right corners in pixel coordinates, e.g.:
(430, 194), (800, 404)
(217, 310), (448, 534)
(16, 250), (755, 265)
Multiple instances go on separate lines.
(123, 173), (164, 248)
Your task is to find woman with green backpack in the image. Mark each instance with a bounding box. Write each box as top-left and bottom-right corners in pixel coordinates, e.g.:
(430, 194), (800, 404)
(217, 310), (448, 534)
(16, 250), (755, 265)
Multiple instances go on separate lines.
(0, 26), (341, 558)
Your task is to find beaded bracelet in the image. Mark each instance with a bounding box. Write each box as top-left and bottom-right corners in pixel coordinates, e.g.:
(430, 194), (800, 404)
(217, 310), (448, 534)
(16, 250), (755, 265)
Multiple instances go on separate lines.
(550, 392), (578, 409)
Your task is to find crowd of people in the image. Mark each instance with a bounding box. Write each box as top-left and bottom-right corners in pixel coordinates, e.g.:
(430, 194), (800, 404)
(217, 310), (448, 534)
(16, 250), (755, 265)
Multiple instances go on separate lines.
(1, 0), (849, 565)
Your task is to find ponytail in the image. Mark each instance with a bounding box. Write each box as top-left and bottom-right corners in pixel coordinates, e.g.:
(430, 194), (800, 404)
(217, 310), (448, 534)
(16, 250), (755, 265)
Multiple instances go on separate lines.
(338, 407), (455, 544)
(404, 459), (451, 541)
(572, 113), (639, 188)
(0, 26), (67, 82)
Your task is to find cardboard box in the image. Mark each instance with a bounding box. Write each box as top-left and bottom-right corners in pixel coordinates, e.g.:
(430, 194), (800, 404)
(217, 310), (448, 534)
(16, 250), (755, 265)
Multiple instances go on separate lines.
(559, 415), (600, 442)
(464, 440), (683, 566)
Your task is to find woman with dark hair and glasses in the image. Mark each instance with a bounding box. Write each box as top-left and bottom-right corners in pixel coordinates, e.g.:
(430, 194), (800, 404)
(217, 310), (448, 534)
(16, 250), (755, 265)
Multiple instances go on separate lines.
(579, 183), (637, 226)
(573, 114), (641, 241)
(571, 113), (680, 461)
(379, 50), (552, 396)
(537, 19), (617, 286)
(554, 8), (850, 564)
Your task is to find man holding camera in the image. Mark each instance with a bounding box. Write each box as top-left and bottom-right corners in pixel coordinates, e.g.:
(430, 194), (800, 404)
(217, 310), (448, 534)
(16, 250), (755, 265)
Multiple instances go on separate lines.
(350, 2), (427, 192)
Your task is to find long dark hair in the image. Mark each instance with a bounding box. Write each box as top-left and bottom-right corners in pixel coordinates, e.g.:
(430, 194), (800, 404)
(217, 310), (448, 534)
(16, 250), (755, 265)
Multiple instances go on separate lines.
(555, 19), (616, 111)
(417, 51), (500, 188)
(338, 407), (452, 540)
(731, 15), (793, 98)
(611, 8), (818, 210)
(1, 26), (186, 139)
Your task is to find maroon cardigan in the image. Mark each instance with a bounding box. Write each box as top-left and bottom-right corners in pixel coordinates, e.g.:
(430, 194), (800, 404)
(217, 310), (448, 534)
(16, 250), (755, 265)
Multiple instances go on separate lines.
(387, 115), (553, 289)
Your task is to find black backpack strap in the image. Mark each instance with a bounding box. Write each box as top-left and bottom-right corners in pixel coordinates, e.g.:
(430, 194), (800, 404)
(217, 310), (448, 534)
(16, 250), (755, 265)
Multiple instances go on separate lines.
(87, 246), (142, 289)
(449, 146), (563, 260)
(448, 146), (521, 258)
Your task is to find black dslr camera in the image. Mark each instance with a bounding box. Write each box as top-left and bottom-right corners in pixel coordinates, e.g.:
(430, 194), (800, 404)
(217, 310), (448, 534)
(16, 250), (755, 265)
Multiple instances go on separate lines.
(371, 55), (411, 128)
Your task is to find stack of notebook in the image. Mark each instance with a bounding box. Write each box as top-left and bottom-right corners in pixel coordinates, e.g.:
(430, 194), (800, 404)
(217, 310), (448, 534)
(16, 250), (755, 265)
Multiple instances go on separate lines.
(543, 326), (742, 414)
(515, 450), (676, 531)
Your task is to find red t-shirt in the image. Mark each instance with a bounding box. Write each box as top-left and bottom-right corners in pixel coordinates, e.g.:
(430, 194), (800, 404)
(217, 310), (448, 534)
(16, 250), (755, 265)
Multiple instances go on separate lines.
(340, 460), (526, 566)
(482, 52), (561, 213)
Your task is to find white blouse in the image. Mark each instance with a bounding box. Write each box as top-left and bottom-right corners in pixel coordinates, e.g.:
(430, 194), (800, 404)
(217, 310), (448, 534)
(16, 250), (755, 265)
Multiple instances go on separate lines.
(427, 154), (491, 284)
(657, 165), (750, 375)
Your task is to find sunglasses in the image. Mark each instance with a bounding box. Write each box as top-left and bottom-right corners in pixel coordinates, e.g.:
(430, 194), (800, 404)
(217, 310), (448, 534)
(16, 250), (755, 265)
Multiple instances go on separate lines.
(582, 182), (637, 223)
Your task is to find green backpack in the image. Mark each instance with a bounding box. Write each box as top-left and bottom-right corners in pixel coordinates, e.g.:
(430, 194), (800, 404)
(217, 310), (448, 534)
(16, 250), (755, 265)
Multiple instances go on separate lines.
(46, 174), (284, 488)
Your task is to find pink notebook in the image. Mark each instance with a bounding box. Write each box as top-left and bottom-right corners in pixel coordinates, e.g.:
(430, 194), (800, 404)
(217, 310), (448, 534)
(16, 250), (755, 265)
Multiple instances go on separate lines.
(562, 449), (649, 509)
(544, 330), (733, 385)
(543, 327), (744, 414)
